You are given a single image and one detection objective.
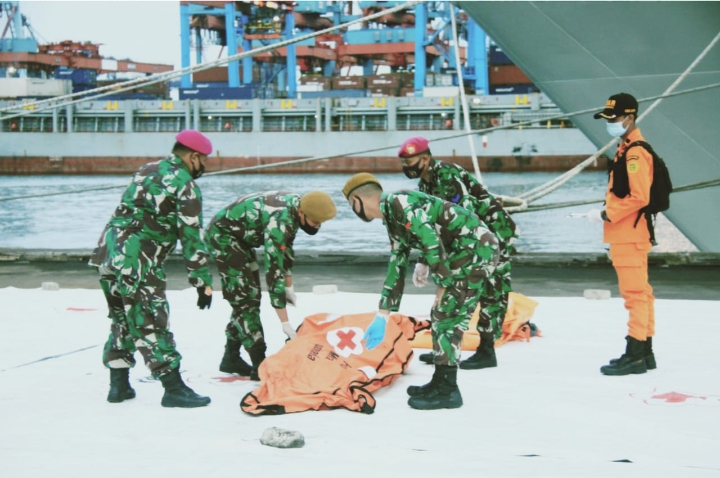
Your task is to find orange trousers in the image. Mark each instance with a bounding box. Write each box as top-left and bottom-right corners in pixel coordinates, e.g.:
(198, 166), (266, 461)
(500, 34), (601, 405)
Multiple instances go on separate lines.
(609, 243), (655, 341)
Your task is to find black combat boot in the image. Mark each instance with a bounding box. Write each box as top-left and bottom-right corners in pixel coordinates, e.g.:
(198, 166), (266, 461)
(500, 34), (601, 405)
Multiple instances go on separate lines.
(248, 341), (267, 381)
(459, 332), (498, 370)
(600, 336), (648, 376)
(107, 368), (136, 403)
(407, 367), (441, 397)
(418, 352), (434, 364)
(159, 368), (211, 408)
(218, 338), (253, 376)
(608, 336), (656, 370)
(407, 365), (463, 410)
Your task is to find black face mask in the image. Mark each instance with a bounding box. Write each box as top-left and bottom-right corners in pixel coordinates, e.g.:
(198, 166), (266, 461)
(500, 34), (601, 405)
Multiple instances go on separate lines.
(352, 197), (373, 223)
(191, 155), (205, 179)
(402, 160), (425, 179)
(299, 215), (320, 235)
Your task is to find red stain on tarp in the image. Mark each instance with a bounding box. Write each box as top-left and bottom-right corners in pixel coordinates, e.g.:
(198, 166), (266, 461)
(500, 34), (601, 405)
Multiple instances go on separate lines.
(66, 307), (98, 312)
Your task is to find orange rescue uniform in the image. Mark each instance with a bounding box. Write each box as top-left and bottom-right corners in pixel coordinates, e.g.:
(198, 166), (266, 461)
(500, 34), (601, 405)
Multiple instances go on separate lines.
(603, 128), (655, 341)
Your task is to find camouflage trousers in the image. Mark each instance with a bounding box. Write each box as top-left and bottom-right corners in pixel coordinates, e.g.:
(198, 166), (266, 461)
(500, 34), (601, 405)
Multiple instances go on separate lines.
(98, 265), (180, 377)
(476, 247), (513, 340)
(431, 236), (499, 366)
(207, 236), (266, 351)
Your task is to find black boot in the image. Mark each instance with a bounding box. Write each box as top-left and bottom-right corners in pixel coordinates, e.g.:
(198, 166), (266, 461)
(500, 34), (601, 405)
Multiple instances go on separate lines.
(248, 341), (267, 381)
(608, 336), (657, 370)
(644, 337), (657, 370)
(407, 365), (463, 410)
(418, 352), (434, 365)
(159, 368), (211, 408)
(219, 338), (253, 376)
(459, 332), (497, 370)
(407, 367), (441, 397)
(600, 336), (648, 376)
(107, 368), (136, 403)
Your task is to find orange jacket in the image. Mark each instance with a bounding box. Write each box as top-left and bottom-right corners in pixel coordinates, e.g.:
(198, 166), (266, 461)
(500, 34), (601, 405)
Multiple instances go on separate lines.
(604, 128), (654, 244)
(240, 312), (430, 415)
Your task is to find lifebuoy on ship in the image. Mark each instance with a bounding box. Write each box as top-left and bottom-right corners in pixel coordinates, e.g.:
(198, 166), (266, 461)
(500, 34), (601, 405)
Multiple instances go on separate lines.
(490, 117), (501, 127)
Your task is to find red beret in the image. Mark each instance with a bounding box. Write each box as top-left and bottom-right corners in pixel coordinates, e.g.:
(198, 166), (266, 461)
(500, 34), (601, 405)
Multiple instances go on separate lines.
(398, 136), (430, 158)
(175, 129), (213, 155)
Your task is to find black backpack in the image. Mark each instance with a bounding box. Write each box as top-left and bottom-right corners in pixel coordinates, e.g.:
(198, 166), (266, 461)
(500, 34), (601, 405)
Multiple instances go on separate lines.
(609, 140), (673, 245)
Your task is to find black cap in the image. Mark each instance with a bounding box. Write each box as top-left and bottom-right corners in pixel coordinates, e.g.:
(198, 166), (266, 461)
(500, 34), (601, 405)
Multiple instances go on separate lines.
(593, 93), (638, 119)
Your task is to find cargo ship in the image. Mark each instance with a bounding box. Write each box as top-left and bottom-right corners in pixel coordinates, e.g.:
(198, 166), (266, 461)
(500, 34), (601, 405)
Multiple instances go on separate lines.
(0, 1), (598, 176)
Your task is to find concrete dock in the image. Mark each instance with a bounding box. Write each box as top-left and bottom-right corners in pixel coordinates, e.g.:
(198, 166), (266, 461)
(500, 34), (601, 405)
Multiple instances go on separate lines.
(1, 249), (718, 301)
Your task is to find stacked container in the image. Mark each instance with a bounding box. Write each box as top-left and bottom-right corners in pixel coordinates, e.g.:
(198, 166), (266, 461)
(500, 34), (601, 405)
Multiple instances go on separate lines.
(487, 44), (539, 95)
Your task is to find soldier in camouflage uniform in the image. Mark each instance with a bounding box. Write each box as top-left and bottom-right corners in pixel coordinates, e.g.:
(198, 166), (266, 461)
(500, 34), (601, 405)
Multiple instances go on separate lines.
(397, 136), (518, 370)
(89, 130), (214, 408)
(342, 173), (499, 410)
(206, 190), (337, 381)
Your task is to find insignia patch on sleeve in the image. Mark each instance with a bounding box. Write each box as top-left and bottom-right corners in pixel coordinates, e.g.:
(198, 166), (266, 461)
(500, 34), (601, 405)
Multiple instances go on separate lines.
(627, 161), (640, 174)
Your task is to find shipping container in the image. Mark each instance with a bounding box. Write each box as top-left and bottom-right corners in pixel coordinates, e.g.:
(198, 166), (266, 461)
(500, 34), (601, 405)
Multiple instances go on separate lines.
(367, 86), (399, 97)
(179, 86), (254, 100)
(489, 45), (513, 65)
(422, 86), (459, 97)
(399, 87), (416, 97)
(54, 68), (97, 86)
(0, 78), (72, 98)
(192, 64), (261, 84)
(332, 76), (366, 90)
(489, 84), (540, 95)
(298, 89), (366, 99)
(435, 74), (454, 87)
(489, 65), (533, 85)
(299, 75), (332, 90)
(367, 74), (401, 88)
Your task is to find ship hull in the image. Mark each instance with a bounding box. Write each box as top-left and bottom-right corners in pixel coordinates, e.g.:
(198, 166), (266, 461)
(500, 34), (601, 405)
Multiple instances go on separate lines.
(457, 1), (720, 252)
(0, 128), (598, 174)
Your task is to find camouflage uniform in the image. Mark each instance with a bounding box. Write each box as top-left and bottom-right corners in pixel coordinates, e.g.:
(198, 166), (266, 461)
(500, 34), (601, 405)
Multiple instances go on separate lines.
(89, 156), (213, 377)
(205, 191), (299, 351)
(419, 160), (518, 339)
(379, 191), (499, 366)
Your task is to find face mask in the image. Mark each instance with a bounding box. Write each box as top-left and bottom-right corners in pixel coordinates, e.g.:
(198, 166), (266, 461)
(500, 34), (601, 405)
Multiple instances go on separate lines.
(606, 118), (628, 138)
(402, 159), (425, 179)
(352, 197), (373, 223)
(191, 154), (205, 179)
(299, 215), (320, 235)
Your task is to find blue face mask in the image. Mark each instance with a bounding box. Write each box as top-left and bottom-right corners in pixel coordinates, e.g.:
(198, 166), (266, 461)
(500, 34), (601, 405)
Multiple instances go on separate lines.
(606, 118), (628, 138)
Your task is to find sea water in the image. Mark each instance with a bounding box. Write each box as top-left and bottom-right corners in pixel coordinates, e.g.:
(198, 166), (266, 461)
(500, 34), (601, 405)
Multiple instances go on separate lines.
(0, 172), (696, 253)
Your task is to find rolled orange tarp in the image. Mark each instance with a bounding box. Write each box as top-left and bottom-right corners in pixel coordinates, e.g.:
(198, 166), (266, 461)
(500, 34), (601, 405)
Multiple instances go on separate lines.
(409, 292), (540, 350)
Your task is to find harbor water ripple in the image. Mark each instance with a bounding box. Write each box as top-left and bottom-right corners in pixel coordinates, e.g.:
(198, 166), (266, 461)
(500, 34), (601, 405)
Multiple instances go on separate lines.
(0, 172), (696, 253)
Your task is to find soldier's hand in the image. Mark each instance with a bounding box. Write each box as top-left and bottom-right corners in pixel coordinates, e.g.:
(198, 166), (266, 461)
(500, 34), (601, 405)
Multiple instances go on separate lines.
(412, 263), (429, 287)
(197, 286), (212, 310)
(363, 311), (388, 350)
(285, 285), (297, 307)
(282, 321), (297, 340)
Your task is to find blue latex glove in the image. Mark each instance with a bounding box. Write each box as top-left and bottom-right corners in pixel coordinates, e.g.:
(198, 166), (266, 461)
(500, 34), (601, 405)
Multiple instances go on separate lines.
(363, 313), (388, 350)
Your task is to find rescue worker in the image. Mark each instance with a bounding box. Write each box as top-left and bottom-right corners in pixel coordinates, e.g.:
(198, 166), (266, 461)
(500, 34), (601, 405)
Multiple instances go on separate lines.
(342, 173), (499, 410)
(89, 129), (214, 408)
(206, 190), (337, 381)
(582, 92), (656, 375)
(397, 136), (518, 370)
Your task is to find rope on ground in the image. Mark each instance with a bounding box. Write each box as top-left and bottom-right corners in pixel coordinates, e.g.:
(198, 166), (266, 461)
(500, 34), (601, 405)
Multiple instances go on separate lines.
(0, 1), (422, 120)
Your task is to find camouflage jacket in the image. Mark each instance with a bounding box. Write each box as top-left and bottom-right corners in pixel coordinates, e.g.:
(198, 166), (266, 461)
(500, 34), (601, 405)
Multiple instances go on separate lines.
(379, 190), (494, 311)
(89, 156), (213, 291)
(419, 159), (518, 245)
(205, 191), (300, 309)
